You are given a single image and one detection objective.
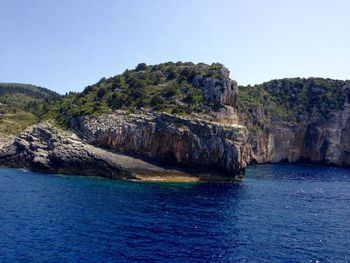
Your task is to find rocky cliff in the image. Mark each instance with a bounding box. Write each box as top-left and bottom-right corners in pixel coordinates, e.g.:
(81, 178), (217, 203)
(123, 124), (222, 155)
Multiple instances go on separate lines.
(0, 123), (226, 181)
(69, 111), (249, 175)
(40, 62), (248, 179)
(239, 79), (350, 166)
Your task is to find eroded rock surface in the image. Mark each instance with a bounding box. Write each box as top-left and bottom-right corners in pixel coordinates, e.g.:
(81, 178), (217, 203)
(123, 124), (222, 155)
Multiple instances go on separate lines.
(0, 123), (200, 180)
(70, 111), (250, 175)
(243, 81), (350, 167)
(0, 119), (248, 180)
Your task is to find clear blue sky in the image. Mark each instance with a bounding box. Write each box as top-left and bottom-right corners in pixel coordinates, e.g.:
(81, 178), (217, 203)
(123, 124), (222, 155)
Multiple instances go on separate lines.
(1, 0), (349, 94)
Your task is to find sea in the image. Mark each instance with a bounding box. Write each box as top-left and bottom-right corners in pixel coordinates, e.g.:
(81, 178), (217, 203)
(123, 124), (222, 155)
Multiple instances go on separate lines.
(0, 164), (349, 262)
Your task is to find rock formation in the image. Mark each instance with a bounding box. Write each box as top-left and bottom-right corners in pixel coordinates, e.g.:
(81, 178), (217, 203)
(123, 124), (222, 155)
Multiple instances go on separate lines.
(0, 120), (248, 181)
(193, 74), (238, 108)
(69, 111), (250, 175)
(191, 66), (239, 124)
(242, 80), (350, 167)
(0, 123), (205, 180)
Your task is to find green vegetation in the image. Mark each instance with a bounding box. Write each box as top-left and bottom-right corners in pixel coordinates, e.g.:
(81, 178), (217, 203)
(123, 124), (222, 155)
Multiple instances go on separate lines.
(0, 83), (60, 135)
(261, 78), (346, 115)
(238, 78), (348, 128)
(0, 104), (37, 135)
(2, 64), (348, 135)
(46, 62), (229, 123)
(238, 84), (289, 117)
(0, 83), (60, 117)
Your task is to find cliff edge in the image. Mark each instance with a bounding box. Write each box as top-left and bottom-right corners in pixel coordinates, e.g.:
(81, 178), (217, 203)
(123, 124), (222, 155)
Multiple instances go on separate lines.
(0, 123), (245, 182)
(0, 63), (349, 181)
(239, 78), (350, 166)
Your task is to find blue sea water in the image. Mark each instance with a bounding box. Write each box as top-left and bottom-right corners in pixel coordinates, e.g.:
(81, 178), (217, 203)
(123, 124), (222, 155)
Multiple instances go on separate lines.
(0, 165), (350, 262)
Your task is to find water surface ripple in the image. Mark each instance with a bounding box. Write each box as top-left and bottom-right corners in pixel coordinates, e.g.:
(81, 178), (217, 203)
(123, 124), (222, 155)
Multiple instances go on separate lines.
(0, 165), (349, 262)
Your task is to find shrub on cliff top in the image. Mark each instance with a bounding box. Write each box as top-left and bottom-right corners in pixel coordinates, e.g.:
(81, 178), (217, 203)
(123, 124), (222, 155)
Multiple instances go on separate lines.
(46, 62), (230, 122)
(238, 78), (348, 126)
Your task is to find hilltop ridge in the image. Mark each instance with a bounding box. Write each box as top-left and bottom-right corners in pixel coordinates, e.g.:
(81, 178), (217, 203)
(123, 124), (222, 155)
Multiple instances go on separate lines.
(0, 83), (60, 135)
(47, 62), (238, 124)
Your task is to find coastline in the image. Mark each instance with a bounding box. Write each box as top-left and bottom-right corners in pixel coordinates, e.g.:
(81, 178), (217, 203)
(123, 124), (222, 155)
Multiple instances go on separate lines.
(0, 123), (243, 183)
(1, 121), (350, 183)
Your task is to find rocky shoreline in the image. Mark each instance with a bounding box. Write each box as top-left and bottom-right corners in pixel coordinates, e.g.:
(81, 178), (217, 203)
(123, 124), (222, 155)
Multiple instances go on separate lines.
(1, 103), (350, 182)
(0, 122), (245, 182)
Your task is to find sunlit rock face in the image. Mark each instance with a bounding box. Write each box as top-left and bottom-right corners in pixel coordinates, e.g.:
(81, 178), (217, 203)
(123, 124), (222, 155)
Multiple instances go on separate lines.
(243, 80), (350, 167)
(192, 65), (239, 124)
(70, 111), (250, 176)
(0, 123), (185, 179)
(193, 76), (238, 108)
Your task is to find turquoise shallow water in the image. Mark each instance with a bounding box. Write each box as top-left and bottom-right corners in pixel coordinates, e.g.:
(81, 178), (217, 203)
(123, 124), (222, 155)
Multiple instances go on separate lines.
(0, 164), (350, 262)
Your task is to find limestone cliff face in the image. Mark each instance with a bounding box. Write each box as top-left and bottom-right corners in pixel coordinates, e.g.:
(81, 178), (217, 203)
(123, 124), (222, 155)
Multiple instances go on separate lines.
(192, 69), (239, 124)
(193, 74), (238, 108)
(70, 112), (250, 175)
(244, 81), (350, 166)
(0, 123), (211, 180)
(202, 77), (239, 124)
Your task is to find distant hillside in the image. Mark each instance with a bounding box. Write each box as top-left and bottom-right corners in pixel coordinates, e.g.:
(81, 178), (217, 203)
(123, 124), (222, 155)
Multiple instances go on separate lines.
(47, 62), (234, 123)
(0, 83), (60, 115)
(237, 77), (350, 167)
(238, 77), (348, 124)
(0, 83), (60, 135)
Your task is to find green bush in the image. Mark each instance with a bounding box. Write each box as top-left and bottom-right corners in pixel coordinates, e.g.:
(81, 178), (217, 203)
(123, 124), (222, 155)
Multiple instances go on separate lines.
(150, 95), (165, 110)
(45, 62), (234, 120)
(135, 63), (148, 71)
